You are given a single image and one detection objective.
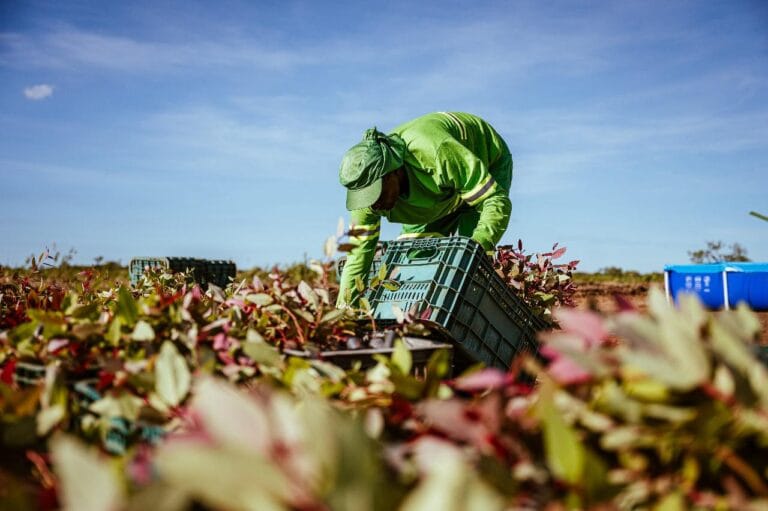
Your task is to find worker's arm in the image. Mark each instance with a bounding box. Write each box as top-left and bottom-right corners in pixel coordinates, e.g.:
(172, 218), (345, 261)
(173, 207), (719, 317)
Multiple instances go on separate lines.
(437, 139), (511, 251)
(336, 208), (381, 307)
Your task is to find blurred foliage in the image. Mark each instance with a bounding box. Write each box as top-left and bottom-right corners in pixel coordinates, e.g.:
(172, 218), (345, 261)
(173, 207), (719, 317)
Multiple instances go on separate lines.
(1, 254), (768, 510)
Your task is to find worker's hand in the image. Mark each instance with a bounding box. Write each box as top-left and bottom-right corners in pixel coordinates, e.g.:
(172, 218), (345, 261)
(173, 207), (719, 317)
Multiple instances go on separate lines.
(470, 233), (495, 253)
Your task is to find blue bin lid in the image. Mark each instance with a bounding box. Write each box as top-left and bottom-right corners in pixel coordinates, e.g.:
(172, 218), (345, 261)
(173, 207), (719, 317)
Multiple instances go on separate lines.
(664, 262), (768, 273)
(664, 263), (725, 273)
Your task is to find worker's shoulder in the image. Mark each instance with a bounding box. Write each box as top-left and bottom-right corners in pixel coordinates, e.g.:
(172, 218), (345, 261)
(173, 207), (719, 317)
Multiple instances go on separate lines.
(392, 112), (452, 135)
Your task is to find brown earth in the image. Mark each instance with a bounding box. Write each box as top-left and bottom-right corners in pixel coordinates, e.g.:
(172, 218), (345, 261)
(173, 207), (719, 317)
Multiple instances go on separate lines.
(572, 281), (768, 344)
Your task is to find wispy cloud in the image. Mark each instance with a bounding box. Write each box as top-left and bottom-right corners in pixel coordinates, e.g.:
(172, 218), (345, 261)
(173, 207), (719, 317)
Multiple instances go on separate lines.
(23, 83), (53, 100)
(0, 27), (314, 72)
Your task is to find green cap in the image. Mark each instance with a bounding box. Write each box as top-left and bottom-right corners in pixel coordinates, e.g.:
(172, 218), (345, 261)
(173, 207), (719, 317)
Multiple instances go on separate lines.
(339, 127), (406, 210)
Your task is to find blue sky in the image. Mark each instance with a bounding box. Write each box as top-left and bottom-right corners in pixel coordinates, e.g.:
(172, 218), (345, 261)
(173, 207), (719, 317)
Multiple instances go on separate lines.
(1, 0), (766, 271)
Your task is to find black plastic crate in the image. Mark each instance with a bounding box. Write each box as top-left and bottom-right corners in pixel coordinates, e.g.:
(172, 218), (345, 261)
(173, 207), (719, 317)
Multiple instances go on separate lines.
(129, 257), (236, 288)
(369, 237), (549, 370)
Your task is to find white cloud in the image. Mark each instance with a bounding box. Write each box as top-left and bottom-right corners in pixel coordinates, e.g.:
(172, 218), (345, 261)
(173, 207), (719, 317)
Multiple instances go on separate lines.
(23, 84), (54, 100)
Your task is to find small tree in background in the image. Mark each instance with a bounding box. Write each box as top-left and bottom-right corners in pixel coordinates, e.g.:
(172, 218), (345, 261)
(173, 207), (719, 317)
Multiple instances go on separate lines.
(688, 240), (750, 264)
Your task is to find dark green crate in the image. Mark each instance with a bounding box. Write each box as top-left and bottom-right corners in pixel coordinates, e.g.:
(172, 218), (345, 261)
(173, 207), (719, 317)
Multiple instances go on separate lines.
(129, 257), (236, 288)
(369, 236), (549, 370)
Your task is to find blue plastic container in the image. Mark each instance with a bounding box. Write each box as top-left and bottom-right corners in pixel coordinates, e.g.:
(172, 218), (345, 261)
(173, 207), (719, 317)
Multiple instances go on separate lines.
(664, 262), (768, 311)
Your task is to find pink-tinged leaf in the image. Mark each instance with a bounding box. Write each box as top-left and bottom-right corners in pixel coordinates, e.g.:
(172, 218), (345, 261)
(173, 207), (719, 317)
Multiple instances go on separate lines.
(547, 357), (593, 385)
(128, 446), (154, 485)
(417, 396), (501, 451)
(213, 333), (229, 351)
(537, 254), (548, 271)
(551, 246), (567, 259)
(538, 345), (560, 361)
(553, 308), (608, 347)
(453, 368), (512, 392)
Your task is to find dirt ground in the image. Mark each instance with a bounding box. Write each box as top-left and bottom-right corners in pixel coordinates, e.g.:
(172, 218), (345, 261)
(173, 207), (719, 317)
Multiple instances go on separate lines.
(573, 281), (768, 344)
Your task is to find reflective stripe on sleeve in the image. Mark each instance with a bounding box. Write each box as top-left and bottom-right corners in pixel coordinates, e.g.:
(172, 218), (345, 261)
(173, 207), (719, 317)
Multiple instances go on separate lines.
(349, 221), (380, 242)
(462, 176), (498, 206)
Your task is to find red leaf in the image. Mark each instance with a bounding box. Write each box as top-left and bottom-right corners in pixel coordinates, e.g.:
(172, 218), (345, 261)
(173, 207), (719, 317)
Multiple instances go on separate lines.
(551, 246), (567, 259)
(1, 359), (17, 385)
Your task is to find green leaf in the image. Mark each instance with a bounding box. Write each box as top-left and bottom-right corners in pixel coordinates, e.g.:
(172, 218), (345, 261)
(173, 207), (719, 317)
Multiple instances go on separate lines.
(27, 310), (66, 339)
(117, 286), (139, 326)
(155, 341), (191, 407)
(9, 321), (37, 345)
(539, 383), (585, 484)
(70, 304), (99, 320)
(155, 444), (290, 511)
(359, 297), (371, 312)
(653, 491), (685, 511)
(51, 435), (123, 511)
(90, 392), (145, 421)
(37, 404), (66, 435)
(378, 262), (388, 281)
(392, 339), (412, 375)
(246, 328), (265, 343)
(399, 442), (504, 511)
(245, 293), (274, 307)
(291, 307), (315, 323)
(423, 349), (452, 396)
(243, 341), (282, 368)
(106, 316), (123, 345)
(131, 320), (155, 341)
(320, 308), (347, 324)
(354, 276), (365, 293)
(382, 280), (401, 292)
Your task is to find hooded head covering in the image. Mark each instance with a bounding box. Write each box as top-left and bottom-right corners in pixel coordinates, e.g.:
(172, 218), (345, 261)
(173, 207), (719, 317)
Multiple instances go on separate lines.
(339, 127), (406, 210)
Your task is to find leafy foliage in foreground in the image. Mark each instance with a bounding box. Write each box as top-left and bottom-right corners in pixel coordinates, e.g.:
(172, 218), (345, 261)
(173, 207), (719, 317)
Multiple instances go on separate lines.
(1, 262), (768, 510)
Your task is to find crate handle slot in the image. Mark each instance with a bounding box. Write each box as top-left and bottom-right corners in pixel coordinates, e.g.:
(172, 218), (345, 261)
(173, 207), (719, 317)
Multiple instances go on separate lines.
(405, 247), (439, 261)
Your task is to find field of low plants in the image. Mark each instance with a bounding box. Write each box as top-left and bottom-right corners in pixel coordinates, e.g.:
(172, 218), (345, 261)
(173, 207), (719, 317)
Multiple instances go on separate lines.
(1, 244), (768, 510)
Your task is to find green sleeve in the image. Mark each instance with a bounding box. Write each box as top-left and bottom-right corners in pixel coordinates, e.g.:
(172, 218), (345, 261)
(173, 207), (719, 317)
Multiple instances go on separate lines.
(437, 140), (511, 251)
(336, 208), (381, 307)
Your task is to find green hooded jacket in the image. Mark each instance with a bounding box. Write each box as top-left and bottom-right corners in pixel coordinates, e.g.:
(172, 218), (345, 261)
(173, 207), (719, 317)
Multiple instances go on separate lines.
(338, 112), (513, 306)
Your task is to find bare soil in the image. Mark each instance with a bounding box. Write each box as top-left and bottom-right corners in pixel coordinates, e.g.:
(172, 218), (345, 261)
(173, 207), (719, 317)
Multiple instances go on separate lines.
(572, 281), (768, 344)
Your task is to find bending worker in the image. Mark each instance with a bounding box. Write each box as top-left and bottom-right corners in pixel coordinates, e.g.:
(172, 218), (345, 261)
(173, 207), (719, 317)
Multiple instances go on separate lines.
(337, 111), (513, 307)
